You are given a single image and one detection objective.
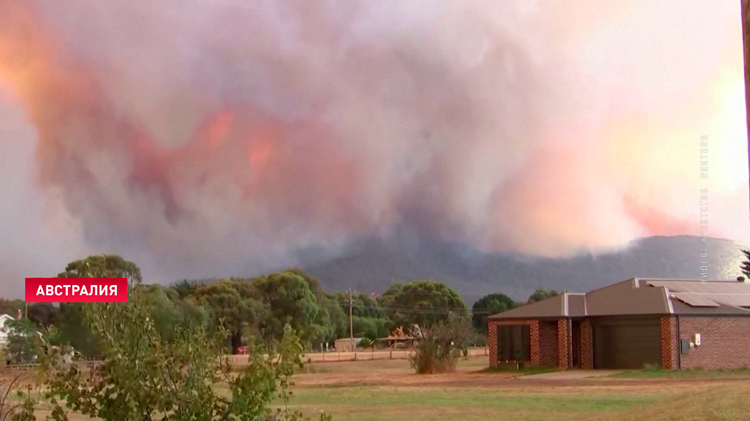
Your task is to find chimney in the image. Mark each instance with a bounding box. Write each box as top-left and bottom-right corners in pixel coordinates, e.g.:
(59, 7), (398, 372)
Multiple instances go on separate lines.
(737, 276), (746, 283)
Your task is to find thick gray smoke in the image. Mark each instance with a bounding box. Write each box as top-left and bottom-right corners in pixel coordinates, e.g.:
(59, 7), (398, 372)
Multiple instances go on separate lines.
(0, 0), (747, 292)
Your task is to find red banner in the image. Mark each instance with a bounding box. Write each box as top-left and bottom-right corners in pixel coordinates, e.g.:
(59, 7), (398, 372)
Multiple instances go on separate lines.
(25, 278), (128, 303)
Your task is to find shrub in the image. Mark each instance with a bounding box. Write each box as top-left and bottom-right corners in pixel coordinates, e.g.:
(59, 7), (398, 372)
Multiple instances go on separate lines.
(408, 314), (475, 374)
(38, 285), (331, 420)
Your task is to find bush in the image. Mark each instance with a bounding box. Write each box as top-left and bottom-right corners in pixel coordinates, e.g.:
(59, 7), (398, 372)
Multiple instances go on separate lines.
(38, 283), (332, 420)
(408, 314), (475, 374)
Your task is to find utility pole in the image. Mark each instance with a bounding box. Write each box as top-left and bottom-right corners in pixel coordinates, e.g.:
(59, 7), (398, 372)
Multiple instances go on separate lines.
(348, 288), (354, 353)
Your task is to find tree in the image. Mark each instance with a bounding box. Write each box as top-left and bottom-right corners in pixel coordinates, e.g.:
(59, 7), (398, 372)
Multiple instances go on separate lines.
(191, 280), (261, 353)
(283, 268), (325, 300)
(27, 303), (59, 328)
(251, 272), (329, 347)
(329, 292), (389, 340)
(55, 303), (99, 357)
(324, 294), (348, 341)
(408, 314), (475, 374)
(741, 250), (750, 278)
(6, 318), (39, 364)
(169, 279), (203, 299)
(0, 299), (22, 318)
(39, 274), (331, 421)
(379, 280), (468, 329)
(351, 316), (389, 340)
(56, 254), (142, 285)
(141, 284), (210, 343)
(527, 288), (559, 303)
(53, 255), (142, 358)
(281, 269), (347, 345)
(472, 293), (516, 334)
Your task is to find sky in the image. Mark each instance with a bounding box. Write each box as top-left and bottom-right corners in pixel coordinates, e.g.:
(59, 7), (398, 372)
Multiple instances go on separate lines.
(0, 0), (748, 297)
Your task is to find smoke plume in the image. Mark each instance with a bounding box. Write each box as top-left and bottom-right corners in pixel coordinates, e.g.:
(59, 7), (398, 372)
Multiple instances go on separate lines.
(0, 0), (748, 287)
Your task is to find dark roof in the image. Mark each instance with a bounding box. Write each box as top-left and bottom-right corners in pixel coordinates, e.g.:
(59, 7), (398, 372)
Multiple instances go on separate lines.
(488, 278), (750, 320)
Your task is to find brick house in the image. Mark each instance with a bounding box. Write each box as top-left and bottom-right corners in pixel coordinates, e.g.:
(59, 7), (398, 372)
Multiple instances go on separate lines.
(488, 278), (750, 370)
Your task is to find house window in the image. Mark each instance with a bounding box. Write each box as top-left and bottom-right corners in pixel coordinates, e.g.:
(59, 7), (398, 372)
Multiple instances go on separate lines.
(497, 324), (531, 362)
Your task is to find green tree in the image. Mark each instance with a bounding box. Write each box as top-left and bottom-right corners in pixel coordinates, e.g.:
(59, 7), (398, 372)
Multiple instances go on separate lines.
(331, 292), (387, 319)
(329, 292), (390, 339)
(527, 288), (559, 303)
(141, 284), (210, 343)
(472, 293), (516, 334)
(54, 254), (142, 358)
(379, 280), (468, 329)
(39, 271), (331, 421)
(0, 299), (23, 318)
(169, 279), (204, 299)
(57, 254), (142, 285)
(252, 272), (328, 347)
(351, 316), (389, 340)
(324, 294), (348, 341)
(284, 268), (325, 299)
(191, 280), (261, 353)
(55, 303), (99, 357)
(6, 318), (39, 364)
(278, 269), (349, 346)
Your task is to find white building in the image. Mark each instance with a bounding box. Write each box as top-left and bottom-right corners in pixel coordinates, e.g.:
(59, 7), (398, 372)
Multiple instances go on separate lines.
(0, 314), (15, 346)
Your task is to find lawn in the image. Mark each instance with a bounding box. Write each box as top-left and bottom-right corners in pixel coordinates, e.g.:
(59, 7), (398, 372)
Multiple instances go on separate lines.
(610, 367), (750, 379)
(285, 386), (662, 421)
(283, 357), (750, 421)
(16, 356), (750, 420)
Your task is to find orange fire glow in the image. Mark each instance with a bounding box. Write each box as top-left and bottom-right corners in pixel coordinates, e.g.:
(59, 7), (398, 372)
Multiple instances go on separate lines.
(249, 140), (273, 165)
(205, 110), (234, 149)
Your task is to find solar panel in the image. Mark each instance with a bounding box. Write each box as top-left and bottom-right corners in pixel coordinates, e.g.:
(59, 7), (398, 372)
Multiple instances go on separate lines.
(700, 294), (750, 308)
(671, 293), (720, 307)
(647, 280), (750, 294)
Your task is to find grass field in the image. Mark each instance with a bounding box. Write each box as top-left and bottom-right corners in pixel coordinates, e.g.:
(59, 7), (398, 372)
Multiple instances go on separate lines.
(285, 357), (750, 421)
(14, 357), (750, 420)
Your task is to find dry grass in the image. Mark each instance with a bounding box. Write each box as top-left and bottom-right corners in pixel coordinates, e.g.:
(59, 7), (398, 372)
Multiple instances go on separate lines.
(14, 357), (750, 420)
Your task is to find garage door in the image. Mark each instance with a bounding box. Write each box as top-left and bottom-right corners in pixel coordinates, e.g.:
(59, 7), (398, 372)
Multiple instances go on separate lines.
(593, 318), (661, 369)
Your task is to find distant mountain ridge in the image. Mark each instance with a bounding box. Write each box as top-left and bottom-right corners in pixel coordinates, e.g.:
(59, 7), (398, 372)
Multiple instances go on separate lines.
(301, 235), (748, 303)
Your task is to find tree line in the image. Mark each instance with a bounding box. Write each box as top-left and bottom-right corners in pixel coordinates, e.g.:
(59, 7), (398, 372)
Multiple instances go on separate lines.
(0, 254), (557, 419)
(1, 255), (561, 361)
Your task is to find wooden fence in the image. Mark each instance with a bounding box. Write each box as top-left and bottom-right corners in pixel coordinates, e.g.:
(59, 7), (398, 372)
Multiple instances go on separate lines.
(224, 346), (489, 366)
(4, 348), (490, 370)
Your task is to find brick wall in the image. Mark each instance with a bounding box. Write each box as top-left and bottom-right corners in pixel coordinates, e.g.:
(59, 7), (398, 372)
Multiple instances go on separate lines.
(677, 317), (750, 370)
(580, 319), (593, 369)
(488, 320), (540, 367)
(660, 316), (677, 369)
(538, 321), (558, 366)
(557, 319), (569, 369)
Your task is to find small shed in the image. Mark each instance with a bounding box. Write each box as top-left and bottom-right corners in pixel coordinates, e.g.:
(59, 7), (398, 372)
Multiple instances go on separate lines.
(334, 338), (363, 352)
